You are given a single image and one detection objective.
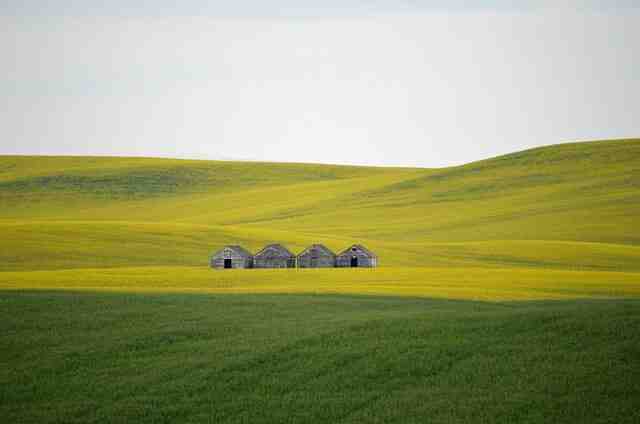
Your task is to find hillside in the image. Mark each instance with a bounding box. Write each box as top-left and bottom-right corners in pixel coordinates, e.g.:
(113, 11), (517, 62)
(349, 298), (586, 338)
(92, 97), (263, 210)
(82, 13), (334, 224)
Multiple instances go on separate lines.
(3, 139), (640, 424)
(0, 139), (639, 273)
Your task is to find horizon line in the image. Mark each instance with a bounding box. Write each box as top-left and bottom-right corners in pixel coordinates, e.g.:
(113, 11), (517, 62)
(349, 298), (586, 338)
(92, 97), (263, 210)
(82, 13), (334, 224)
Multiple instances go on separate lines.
(0, 137), (637, 170)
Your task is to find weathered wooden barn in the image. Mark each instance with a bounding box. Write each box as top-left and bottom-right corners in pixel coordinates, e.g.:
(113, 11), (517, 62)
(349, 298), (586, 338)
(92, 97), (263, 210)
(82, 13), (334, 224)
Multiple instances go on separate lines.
(253, 244), (296, 268)
(297, 244), (336, 268)
(210, 245), (253, 269)
(336, 244), (378, 268)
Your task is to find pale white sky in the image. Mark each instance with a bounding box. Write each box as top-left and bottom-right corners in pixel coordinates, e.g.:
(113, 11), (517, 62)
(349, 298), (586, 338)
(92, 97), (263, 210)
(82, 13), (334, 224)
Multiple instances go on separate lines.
(1, 2), (639, 167)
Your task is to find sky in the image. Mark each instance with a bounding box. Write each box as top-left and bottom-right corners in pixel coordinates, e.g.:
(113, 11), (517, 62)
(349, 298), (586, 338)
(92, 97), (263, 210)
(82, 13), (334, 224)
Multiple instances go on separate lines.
(1, 2), (639, 167)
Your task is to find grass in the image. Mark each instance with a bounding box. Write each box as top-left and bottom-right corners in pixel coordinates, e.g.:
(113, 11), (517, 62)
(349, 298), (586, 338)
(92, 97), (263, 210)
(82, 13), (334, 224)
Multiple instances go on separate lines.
(2, 139), (640, 422)
(2, 292), (639, 423)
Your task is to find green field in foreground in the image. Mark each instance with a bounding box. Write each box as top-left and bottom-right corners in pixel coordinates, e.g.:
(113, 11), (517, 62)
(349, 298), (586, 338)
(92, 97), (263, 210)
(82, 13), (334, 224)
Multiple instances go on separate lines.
(2, 139), (640, 423)
(2, 292), (639, 423)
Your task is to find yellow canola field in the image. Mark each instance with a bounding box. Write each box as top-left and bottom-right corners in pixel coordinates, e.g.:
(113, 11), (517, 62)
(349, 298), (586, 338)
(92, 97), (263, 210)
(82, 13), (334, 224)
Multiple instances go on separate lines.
(1, 266), (638, 301)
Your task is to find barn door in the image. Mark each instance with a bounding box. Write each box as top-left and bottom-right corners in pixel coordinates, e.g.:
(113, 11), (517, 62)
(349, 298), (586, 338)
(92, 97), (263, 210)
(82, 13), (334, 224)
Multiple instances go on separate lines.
(351, 256), (358, 267)
(224, 259), (232, 269)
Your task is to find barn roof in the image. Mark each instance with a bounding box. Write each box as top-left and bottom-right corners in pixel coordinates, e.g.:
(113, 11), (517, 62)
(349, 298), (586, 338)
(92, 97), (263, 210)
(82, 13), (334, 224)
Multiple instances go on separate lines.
(297, 244), (336, 258)
(337, 244), (378, 258)
(254, 243), (295, 258)
(213, 245), (253, 258)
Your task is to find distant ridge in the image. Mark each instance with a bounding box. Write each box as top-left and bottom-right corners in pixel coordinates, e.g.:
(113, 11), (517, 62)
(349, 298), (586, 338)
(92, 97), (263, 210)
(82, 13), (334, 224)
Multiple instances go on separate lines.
(0, 138), (639, 272)
(2, 137), (638, 168)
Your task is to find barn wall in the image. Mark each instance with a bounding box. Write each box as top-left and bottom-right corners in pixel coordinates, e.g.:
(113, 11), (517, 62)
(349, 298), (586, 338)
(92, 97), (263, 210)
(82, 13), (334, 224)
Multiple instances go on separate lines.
(297, 252), (336, 268)
(253, 245), (296, 268)
(254, 257), (295, 268)
(336, 255), (375, 267)
(211, 248), (253, 269)
(335, 248), (377, 268)
(211, 245), (375, 269)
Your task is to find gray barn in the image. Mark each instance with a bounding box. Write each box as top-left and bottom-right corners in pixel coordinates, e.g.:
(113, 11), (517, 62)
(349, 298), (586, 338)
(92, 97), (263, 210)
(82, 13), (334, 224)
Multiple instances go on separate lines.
(210, 245), (253, 269)
(253, 244), (296, 268)
(336, 244), (378, 268)
(297, 244), (336, 268)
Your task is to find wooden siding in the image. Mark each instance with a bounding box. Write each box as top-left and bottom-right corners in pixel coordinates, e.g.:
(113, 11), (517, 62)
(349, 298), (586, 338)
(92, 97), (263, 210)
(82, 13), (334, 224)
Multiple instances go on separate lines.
(297, 245), (336, 268)
(336, 245), (377, 268)
(210, 244), (376, 269)
(210, 246), (253, 269)
(253, 244), (295, 269)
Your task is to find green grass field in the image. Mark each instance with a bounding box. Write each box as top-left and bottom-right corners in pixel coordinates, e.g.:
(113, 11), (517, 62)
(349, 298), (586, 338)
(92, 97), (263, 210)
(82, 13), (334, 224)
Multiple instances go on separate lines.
(1, 139), (640, 422)
(3, 293), (639, 423)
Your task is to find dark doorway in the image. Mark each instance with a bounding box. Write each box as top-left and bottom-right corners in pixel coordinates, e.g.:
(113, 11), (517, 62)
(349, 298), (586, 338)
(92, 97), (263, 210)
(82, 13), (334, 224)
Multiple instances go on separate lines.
(224, 259), (232, 269)
(351, 256), (358, 267)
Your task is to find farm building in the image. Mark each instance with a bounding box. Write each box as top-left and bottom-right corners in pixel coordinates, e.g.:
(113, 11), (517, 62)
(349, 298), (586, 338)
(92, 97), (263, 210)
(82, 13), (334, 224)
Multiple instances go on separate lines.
(253, 244), (296, 268)
(336, 244), (378, 268)
(297, 244), (336, 268)
(210, 245), (253, 269)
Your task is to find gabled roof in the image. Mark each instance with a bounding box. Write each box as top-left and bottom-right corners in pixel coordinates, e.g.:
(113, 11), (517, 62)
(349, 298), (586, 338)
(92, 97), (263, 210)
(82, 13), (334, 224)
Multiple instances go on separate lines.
(337, 244), (377, 258)
(213, 245), (253, 258)
(254, 243), (295, 258)
(297, 244), (336, 258)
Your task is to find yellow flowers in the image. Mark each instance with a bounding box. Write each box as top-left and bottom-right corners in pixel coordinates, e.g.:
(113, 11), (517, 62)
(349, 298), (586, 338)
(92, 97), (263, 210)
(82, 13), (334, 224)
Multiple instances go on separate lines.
(1, 266), (638, 301)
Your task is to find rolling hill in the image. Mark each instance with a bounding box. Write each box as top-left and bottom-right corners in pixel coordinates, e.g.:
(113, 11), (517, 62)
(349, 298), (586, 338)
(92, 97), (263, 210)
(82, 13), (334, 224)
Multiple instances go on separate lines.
(0, 138), (638, 275)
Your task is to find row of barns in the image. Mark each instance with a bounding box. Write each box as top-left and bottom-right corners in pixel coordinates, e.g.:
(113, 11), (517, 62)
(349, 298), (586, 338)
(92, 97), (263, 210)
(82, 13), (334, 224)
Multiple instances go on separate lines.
(211, 244), (378, 269)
